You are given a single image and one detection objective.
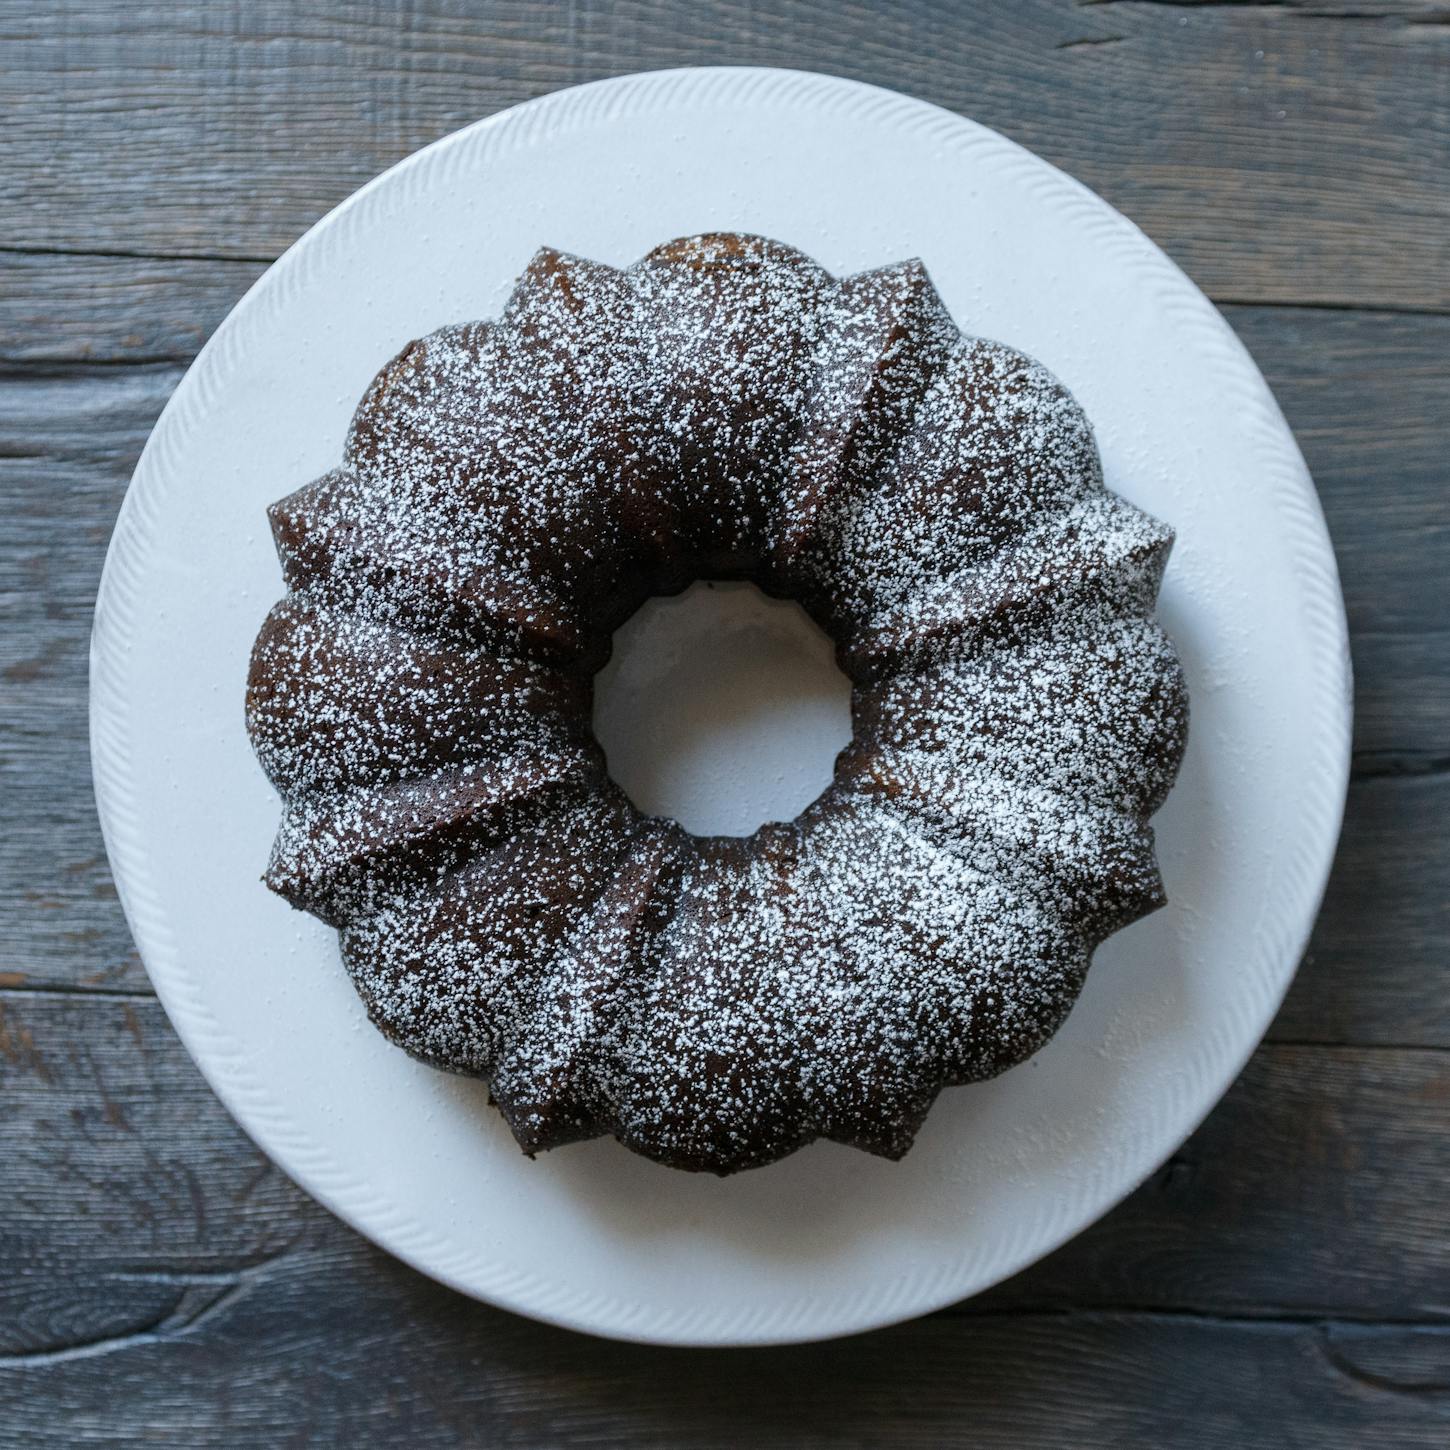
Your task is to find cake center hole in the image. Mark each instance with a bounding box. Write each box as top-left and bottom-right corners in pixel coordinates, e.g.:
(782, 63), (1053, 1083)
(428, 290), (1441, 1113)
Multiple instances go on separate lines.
(593, 581), (854, 838)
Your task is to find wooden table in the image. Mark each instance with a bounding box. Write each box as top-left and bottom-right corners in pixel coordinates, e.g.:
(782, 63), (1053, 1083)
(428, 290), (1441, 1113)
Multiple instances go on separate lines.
(3, 3), (1447, 1445)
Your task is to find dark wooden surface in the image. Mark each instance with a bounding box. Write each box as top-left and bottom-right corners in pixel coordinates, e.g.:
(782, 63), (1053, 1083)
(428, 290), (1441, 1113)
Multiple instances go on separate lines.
(2, 2), (1447, 1445)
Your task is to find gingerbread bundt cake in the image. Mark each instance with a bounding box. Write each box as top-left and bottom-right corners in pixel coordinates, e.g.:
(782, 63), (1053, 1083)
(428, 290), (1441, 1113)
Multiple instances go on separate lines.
(246, 234), (1188, 1175)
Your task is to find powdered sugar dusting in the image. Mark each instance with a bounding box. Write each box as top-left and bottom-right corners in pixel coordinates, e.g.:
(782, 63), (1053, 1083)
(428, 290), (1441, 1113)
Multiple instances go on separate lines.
(245, 233), (1188, 1174)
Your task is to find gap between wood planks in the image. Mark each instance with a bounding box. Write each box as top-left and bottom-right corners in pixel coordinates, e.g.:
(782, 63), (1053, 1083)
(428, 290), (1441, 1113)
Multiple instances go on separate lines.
(0, 243), (279, 268)
(1076, 0), (1450, 20)
(6, 244), (1450, 322)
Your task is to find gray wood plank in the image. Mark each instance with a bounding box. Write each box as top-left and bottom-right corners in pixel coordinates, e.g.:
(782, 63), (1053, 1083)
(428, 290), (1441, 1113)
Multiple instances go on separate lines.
(1224, 306), (1450, 641)
(0, 368), (179, 993)
(1221, 304), (1450, 768)
(0, 252), (265, 366)
(0, 993), (323, 1357)
(2, 1), (1449, 308)
(5, 993), (1450, 1339)
(1277, 773), (1450, 1046)
(3, 1277), (1447, 1449)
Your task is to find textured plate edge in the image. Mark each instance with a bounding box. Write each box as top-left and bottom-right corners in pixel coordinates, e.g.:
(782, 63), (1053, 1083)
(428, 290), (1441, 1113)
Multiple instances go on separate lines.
(88, 65), (1354, 1347)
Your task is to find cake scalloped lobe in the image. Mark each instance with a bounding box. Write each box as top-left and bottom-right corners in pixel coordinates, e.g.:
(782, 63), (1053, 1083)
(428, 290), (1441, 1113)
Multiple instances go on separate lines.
(245, 233), (1188, 1174)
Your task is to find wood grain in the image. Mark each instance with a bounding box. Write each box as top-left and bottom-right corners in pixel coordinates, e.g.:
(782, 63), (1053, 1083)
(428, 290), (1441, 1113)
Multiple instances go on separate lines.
(1278, 774), (1450, 1046)
(3, 1282), (1447, 1448)
(0, 367), (178, 993)
(1224, 304), (1450, 767)
(0, 991), (309, 1359)
(0, 252), (265, 366)
(2, 0), (1449, 308)
(3, 992), (1450, 1445)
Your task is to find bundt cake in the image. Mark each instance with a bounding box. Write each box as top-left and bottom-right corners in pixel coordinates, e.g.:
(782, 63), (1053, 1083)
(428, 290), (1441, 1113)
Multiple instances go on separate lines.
(246, 233), (1188, 1175)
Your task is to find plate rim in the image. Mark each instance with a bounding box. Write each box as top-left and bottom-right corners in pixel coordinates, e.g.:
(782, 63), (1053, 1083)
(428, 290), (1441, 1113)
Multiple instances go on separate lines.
(89, 64), (1354, 1346)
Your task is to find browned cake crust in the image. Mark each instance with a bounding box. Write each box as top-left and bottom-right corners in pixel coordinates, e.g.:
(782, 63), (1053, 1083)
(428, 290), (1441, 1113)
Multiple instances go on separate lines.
(245, 234), (1188, 1174)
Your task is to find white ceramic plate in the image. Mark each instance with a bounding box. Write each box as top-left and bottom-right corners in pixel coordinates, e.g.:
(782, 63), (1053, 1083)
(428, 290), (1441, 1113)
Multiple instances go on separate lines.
(91, 67), (1352, 1346)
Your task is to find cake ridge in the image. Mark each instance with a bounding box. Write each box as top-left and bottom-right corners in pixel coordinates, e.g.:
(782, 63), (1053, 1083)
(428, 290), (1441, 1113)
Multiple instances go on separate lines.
(843, 763), (1165, 945)
(247, 590), (595, 801)
(764, 258), (961, 594)
(841, 488), (1175, 681)
(491, 818), (698, 1154)
(263, 745), (603, 925)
